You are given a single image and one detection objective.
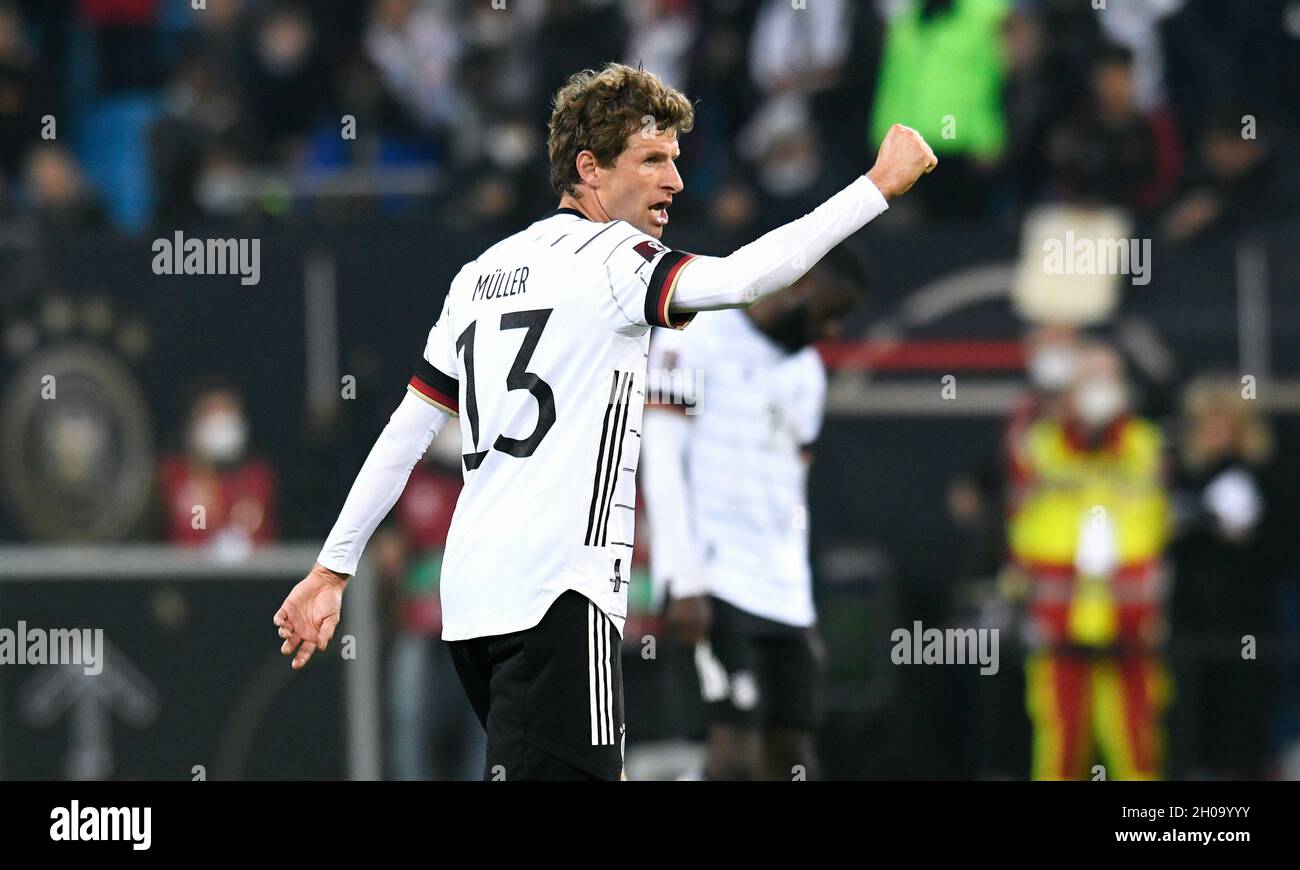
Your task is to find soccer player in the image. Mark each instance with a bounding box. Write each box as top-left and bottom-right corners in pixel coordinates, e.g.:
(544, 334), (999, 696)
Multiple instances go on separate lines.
(640, 248), (867, 781)
(273, 62), (935, 781)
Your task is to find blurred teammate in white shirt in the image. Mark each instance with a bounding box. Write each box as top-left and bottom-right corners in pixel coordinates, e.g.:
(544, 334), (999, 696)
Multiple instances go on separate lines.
(643, 247), (867, 780)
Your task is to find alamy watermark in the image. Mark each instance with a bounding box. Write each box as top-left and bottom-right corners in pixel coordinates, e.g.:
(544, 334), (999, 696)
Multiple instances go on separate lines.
(890, 620), (999, 675)
(1042, 232), (1151, 286)
(645, 365), (705, 414)
(50, 801), (150, 850)
(152, 231), (261, 286)
(0, 622), (103, 675)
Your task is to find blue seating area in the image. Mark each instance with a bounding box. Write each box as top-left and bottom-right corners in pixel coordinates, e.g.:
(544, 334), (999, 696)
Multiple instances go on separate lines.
(75, 92), (161, 233)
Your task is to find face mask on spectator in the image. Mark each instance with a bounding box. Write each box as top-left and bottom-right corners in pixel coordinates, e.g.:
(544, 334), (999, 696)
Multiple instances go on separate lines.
(1074, 379), (1125, 427)
(193, 413), (248, 464)
(1029, 345), (1078, 391)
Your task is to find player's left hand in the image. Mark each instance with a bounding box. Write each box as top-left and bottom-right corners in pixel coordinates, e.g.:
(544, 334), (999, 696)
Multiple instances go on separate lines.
(274, 563), (349, 669)
(667, 594), (712, 646)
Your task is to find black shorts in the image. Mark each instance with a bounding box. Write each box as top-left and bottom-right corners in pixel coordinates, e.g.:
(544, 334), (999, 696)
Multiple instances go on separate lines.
(696, 596), (822, 731)
(448, 590), (625, 781)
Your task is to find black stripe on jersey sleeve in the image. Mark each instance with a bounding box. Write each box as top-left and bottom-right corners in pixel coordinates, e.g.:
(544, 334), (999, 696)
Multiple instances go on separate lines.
(645, 250), (697, 330)
(410, 358), (459, 414)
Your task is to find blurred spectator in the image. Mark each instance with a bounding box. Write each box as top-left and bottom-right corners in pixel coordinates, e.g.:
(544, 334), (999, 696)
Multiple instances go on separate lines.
(454, 0), (542, 152)
(149, 50), (244, 226)
(741, 0), (868, 224)
(364, 0), (464, 147)
(961, 322), (1081, 778)
(998, 5), (1098, 213)
(176, 0), (245, 94)
(371, 426), (484, 781)
(159, 383), (278, 558)
(22, 142), (107, 231)
(1092, 0), (1181, 111)
(673, 0), (758, 198)
(162, 0), (246, 130)
(1045, 43), (1181, 214)
(444, 3), (551, 225)
(241, 2), (329, 162)
(459, 0), (543, 116)
(736, 95), (833, 227)
(626, 0), (697, 91)
(0, 2), (46, 186)
(749, 0), (849, 98)
(871, 0), (1009, 219)
(998, 9), (1051, 212)
(1161, 0), (1298, 147)
(534, 0), (628, 121)
(1023, 0), (1104, 111)
(1161, 107), (1300, 244)
(1007, 343), (1174, 779)
(1170, 377), (1276, 779)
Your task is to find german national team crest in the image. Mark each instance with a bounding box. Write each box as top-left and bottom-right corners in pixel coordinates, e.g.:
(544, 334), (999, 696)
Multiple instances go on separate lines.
(633, 240), (667, 262)
(1, 342), (154, 541)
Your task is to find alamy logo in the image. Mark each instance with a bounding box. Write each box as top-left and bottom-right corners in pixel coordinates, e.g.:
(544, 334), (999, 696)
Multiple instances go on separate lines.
(50, 801), (150, 850)
(151, 231), (261, 285)
(1042, 232), (1151, 286)
(0, 622), (103, 675)
(890, 620), (999, 675)
(645, 363), (704, 415)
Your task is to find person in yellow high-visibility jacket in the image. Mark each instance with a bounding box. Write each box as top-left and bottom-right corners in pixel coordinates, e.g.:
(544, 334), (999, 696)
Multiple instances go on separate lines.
(1007, 343), (1173, 780)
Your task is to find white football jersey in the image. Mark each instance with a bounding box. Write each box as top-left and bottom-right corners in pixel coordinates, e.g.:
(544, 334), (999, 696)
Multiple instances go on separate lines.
(410, 208), (696, 641)
(648, 309), (826, 627)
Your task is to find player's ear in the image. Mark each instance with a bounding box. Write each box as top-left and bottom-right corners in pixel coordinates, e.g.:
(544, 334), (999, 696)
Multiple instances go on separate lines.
(576, 150), (601, 188)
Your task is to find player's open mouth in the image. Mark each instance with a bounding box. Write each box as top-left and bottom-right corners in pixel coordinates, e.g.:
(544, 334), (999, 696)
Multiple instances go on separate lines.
(650, 201), (670, 226)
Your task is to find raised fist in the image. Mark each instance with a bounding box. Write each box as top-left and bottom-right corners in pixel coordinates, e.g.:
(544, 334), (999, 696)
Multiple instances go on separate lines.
(867, 124), (938, 200)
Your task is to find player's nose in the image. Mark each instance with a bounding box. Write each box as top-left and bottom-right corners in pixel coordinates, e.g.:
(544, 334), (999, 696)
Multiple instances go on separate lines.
(664, 160), (684, 195)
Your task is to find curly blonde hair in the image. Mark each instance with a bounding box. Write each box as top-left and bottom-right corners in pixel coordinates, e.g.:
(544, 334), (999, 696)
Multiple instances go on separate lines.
(547, 63), (695, 199)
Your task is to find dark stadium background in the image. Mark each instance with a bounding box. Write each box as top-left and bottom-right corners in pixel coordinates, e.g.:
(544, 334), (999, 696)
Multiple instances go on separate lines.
(0, 0), (1297, 781)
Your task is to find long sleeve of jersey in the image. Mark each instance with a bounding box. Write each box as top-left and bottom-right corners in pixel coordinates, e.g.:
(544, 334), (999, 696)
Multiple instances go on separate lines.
(316, 391), (451, 576)
(669, 175), (888, 311)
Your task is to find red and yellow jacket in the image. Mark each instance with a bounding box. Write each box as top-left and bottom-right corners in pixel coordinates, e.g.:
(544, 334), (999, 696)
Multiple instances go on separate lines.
(1008, 415), (1172, 650)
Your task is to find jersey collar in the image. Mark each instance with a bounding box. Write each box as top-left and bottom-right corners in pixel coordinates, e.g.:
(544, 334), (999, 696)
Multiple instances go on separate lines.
(549, 206), (590, 221)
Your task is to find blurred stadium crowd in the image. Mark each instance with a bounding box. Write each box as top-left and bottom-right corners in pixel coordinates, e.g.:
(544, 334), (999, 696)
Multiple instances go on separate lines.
(1, 0), (1298, 781)
(0, 0), (1297, 237)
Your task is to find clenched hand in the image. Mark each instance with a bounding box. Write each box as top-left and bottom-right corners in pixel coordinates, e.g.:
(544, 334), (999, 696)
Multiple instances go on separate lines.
(867, 124), (939, 200)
